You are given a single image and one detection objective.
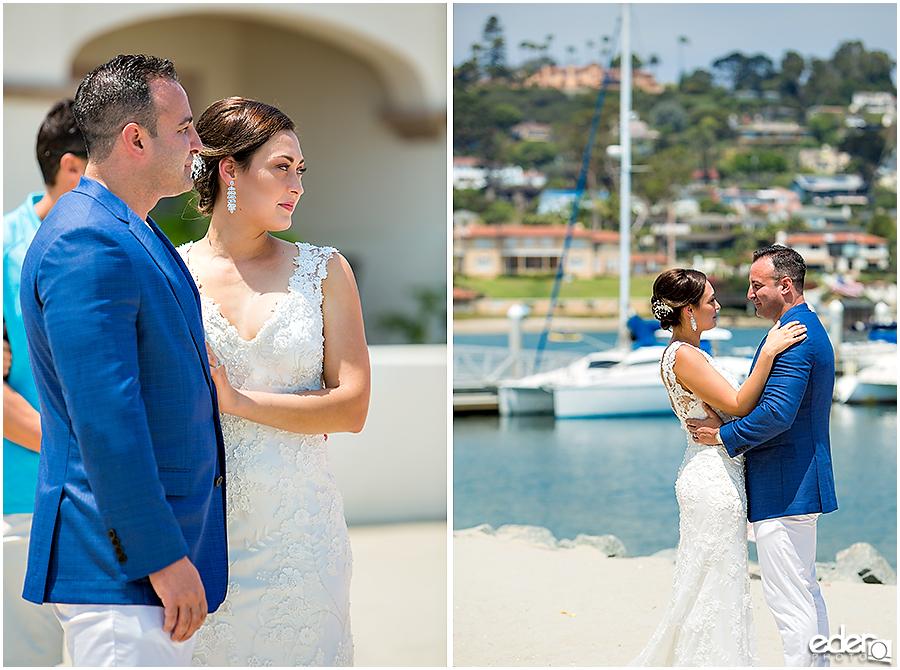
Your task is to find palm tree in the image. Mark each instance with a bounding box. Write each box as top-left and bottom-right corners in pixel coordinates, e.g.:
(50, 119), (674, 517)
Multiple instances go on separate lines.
(678, 36), (690, 81)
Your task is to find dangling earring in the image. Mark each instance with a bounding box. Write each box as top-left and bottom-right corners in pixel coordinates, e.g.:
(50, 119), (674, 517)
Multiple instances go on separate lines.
(690, 312), (697, 331)
(226, 180), (237, 213)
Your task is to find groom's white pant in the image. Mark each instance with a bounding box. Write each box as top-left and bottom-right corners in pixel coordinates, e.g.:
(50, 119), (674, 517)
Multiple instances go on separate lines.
(53, 603), (196, 666)
(753, 513), (829, 667)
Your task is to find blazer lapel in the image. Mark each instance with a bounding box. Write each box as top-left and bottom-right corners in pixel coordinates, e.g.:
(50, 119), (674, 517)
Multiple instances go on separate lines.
(127, 216), (213, 387)
(74, 178), (212, 389)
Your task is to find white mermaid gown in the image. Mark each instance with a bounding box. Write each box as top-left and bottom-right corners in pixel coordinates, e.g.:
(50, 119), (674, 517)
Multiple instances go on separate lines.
(180, 242), (353, 667)
(629, 341), (759, 667)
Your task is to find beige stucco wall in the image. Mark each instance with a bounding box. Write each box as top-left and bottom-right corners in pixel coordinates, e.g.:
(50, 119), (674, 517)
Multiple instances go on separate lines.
(4, 3), (448, 346)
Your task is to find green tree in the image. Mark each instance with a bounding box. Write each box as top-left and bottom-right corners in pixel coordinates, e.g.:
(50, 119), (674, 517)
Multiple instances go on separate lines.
(506, 140), (559, 169)
(685, 116), (721, 183)
(780, 51), (806, 97)
(453, 188), (488, 213)
(866, 211), (897, 269)
(482, 16), (509, 80)
(840, 129), (887, 183)
(713, 52), (775, 91)
(481, 200), (517, 224)
(649, 99), (689, 134)
(680, 69), (714, 95)
(806, 113), (843, 147)
(804, 57), (842, 105)
(725, 151), (788, 175)
(634, 145), (693, 205)
(831, 41), (897, 99)
(611, 54), (645, 70)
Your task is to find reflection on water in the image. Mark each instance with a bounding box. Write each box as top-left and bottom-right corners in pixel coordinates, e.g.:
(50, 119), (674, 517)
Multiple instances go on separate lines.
(454, 404), (896, 567)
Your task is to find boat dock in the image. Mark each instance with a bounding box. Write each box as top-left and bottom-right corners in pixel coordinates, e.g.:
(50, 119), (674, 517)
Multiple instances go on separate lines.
(453, 345), (578, 414)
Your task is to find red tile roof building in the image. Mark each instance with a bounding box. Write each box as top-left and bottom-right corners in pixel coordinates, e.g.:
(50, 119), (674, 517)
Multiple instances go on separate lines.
(454, 224), (652, 278)
(785, 231), (891, 273)
(523, 63), (663, 95)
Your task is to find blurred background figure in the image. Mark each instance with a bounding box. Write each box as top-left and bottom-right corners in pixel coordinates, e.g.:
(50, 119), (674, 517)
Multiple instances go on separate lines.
(3, 98), (87, 667)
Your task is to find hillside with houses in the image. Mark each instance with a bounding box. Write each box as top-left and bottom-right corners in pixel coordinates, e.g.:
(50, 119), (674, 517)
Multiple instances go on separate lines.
(453, 19), (897, 319)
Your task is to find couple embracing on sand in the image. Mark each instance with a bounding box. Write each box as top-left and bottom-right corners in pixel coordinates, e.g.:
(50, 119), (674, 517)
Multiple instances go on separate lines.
(628, 245), (836, 667)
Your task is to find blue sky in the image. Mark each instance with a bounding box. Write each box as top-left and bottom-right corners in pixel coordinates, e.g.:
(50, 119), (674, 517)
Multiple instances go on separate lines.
(453, 3), (898, 85)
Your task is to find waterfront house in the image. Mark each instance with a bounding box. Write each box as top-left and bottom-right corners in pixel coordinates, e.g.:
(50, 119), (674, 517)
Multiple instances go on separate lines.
(783, 231), (891, 273)
(850, 92), (897, 120)
(454, 224), (622, 279)
(524, 63), (663, 94)
(798, 145), (852, 174)
(713, 186), (802, 221)
(453, 157), (488, 189)
(791, 174), (868, 206)
(510, 122), (553, 142)
(736, 120), (813, 145)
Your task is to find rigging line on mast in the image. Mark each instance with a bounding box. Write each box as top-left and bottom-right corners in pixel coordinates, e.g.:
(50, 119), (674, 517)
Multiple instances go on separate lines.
(533, 16), (623, 372)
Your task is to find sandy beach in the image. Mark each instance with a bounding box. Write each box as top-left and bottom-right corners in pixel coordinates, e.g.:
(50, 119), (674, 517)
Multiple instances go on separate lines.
(453, 526), (897, 667)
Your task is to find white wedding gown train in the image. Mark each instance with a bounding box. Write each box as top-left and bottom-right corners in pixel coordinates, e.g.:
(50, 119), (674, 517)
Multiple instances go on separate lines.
(628, 342), (759, 667)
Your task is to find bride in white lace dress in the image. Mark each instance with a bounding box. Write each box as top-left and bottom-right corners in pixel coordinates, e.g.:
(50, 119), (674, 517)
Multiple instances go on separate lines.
(181, 98), (370, 666)
(628, 269), (805, 667)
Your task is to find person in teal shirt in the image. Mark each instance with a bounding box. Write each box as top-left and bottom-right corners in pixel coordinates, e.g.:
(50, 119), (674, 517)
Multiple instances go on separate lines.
(3, 98), (87, 667)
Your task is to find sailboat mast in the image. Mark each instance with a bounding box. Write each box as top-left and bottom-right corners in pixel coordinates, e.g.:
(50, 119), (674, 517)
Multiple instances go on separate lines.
(618, 2), (632, 348)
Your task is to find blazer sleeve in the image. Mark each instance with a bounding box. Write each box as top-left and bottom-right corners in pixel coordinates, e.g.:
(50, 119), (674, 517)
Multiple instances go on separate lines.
(34, 227), (189, 580)
(720, 338), (812, 457)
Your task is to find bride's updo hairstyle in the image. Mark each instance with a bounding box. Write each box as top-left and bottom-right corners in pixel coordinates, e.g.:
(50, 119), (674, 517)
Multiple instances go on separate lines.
(193, 97), (295, 215)
(651, 269), (707, 330)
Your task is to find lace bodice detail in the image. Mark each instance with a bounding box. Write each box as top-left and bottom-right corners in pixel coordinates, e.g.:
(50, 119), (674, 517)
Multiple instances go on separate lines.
(182, 241), (335, 395)
(630, 341), (758, 666)
(660, 341), (739, 428)
(179, 241), (353, 667)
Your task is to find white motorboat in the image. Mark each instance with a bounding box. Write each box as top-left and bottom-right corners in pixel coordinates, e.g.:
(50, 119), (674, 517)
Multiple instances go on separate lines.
(834, 352), (897, 404)
(498, 330), (753, 418)
(552, 350), (752, 419)
(497, 346), (662, 416)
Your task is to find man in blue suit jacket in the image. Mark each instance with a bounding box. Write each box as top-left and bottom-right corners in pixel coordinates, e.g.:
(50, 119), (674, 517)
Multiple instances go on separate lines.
(689, 245), (836, 667)
(20, 55), (227, 666)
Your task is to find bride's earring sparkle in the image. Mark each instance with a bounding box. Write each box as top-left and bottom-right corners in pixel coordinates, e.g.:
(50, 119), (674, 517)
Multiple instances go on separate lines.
(690, 312), (697, 331)
(227, 180), (237, 214)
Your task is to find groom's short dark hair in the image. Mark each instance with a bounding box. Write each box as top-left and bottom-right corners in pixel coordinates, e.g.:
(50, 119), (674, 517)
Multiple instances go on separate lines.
(754, 245), (806, 293)
(74, 54), (179, 163)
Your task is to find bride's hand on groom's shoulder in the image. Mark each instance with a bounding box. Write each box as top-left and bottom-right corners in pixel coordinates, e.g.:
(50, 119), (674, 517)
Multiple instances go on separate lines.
(763, 320), (807, 358)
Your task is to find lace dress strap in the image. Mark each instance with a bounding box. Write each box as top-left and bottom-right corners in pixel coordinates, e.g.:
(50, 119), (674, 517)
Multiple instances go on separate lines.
(660, 342), (688, 419)
(290, 243), (336, 304)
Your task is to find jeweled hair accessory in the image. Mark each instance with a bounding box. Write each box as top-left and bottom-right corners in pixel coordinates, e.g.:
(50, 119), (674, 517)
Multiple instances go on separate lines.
(191, 154), (206, 181)
(651, 299), (674, 321)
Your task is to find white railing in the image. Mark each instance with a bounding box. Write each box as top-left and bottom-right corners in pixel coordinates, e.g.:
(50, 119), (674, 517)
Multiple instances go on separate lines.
(453, 345), (579, 390)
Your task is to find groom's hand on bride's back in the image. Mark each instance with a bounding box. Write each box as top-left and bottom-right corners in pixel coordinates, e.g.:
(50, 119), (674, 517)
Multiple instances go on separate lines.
(686, 402), (725, 445)
(148, 556), (208, 642)
(685, 402), (723, 430)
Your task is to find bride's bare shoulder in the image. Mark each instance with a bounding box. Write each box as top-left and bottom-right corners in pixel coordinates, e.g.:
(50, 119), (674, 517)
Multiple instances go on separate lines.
(670, 342), (708, 370)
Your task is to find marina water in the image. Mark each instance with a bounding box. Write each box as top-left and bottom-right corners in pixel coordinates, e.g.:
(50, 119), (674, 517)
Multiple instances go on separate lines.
(453, 330), (897, 568)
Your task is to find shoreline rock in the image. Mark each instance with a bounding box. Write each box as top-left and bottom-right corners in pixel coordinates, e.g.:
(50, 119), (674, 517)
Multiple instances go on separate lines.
(454, 524), (895, 584)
